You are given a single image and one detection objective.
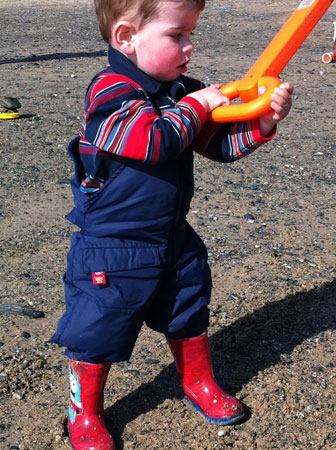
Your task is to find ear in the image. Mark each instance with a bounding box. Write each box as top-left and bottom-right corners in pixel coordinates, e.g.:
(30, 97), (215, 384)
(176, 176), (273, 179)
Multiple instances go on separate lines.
(112, 21), (137, 55)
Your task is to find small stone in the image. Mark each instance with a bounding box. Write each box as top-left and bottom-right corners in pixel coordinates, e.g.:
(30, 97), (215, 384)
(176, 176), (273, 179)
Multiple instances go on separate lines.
(244, 213), (255, 223)
(18, 273), (31, 279)
(21, 331), (31, 339)
(304, 404), (314, 413)
(0, 304), (45, 318)
(58, 178), (72, 184)
(0, 96), (21, 110)
(144, 359), (160, 365)
(12, 392), (22, 400)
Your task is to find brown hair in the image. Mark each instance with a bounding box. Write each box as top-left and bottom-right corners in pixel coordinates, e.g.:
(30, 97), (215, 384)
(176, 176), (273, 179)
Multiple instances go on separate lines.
(94, 0), (206, 43)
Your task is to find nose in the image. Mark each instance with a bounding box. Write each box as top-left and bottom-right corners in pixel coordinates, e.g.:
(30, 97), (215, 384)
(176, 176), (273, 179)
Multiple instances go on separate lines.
(182, 37), (194, 55)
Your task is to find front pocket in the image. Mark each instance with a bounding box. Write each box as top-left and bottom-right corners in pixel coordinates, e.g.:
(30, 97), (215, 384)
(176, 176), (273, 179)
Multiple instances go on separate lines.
(67, 236), (166, 309)
(81, 245), (162, 273)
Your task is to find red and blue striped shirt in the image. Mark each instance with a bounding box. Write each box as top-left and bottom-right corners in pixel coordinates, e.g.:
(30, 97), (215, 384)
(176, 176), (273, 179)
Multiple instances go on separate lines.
(78, 47), (275, 194)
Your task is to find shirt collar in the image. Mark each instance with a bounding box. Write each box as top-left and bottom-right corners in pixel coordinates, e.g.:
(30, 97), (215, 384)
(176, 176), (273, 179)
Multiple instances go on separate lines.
(108, 46), (163, 95)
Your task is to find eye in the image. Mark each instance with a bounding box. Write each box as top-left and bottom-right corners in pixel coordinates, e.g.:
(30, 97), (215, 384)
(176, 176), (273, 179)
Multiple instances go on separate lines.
(70, 374), (78, 392)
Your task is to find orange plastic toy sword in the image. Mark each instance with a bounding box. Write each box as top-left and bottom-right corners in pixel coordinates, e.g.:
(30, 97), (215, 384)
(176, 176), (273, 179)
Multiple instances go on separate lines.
(210, 0), (334, 122)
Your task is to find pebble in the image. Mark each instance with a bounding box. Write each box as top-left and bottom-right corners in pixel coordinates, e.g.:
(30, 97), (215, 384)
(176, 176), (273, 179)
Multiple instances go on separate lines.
(58, 178), (72, 184)
(244, 213), (255, 223)
(12, 392), (22, 400)
(17, 273), (31, 279)
(144, 359), (160, 365)
(304, 404), (314, 413)
(0, 304), (45, 318)
(21, 331), (31, 339)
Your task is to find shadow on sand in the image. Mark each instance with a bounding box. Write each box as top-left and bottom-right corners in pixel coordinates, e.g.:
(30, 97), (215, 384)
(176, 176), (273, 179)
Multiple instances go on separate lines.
(105, 279), (336, 448)
(0, 50), (106, 66)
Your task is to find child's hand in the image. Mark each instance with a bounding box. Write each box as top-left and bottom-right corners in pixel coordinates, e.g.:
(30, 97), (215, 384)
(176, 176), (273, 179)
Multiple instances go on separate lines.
(187, 84), (230, 113)
(259, 82), (294, 136)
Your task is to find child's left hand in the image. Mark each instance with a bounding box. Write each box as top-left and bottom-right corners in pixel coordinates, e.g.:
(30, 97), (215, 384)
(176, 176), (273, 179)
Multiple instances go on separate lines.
(258, 82), (294, 136)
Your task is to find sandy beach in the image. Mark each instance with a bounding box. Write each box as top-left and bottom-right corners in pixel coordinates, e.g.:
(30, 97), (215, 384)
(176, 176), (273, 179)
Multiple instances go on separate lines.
(0, 1), (335, 448)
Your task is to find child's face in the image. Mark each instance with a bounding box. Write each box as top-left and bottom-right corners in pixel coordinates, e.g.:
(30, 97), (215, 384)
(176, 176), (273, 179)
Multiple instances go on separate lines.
(131, 0), (200, 81)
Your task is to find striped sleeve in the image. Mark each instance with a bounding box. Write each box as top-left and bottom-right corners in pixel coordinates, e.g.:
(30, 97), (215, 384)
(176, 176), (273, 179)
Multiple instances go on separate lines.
(80, 74), (208, 164)
(193, 118), (276, 162)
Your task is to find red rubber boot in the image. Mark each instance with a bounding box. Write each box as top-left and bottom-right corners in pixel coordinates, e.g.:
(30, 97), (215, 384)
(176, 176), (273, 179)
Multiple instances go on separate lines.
(167, 333), (244, 425)
(68, 360), (115, 450)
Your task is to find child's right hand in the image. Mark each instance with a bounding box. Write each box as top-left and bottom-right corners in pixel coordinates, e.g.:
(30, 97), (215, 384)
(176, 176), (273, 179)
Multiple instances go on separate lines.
(187, 84), (230, 113)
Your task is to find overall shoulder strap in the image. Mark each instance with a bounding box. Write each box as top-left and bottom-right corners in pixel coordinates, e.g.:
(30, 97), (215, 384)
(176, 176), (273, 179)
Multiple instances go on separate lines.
(87, 68), (143, 92)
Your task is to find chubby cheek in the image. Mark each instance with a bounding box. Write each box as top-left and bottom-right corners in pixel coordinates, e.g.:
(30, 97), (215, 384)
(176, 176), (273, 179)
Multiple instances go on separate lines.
(137, 42), (179, 79)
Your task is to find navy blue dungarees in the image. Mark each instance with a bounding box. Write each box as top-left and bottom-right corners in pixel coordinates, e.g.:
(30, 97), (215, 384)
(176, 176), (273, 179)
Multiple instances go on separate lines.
(51, 50), (212, 363)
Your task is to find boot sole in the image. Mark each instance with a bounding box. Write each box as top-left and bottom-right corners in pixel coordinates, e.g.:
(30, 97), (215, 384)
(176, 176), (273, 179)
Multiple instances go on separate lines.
(184, 397), (244, 425)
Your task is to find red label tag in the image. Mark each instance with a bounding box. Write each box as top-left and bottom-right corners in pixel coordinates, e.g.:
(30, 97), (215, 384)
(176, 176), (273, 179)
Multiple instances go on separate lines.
(92, 272), (106, 285)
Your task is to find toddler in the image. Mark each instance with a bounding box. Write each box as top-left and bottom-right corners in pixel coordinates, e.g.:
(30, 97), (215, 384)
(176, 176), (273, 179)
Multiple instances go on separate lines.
(51, 0), (293, 448)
